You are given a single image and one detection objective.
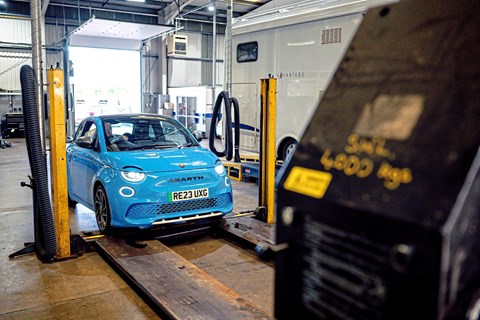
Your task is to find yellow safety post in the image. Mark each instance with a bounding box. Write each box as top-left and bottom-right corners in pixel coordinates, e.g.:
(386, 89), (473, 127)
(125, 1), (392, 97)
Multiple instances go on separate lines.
(48, 65), (70, 258)
(259, 77), (276, 224)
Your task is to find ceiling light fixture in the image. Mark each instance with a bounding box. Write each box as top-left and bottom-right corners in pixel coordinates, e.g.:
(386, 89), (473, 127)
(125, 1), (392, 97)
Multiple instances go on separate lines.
(207, 5), (215, 12)
(0, 0), (6, 5)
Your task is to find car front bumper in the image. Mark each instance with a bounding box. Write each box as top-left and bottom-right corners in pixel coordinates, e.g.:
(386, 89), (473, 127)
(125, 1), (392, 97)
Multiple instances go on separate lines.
(106, 169), (233, 228)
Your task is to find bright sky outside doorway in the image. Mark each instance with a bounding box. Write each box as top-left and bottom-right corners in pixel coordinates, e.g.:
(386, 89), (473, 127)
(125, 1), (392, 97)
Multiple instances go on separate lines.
(69, 46), (141, 125)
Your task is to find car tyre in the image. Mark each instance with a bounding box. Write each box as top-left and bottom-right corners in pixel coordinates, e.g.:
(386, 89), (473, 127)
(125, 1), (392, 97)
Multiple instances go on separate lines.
(282, 139), (298, 162)
(94, 185), (112, 233)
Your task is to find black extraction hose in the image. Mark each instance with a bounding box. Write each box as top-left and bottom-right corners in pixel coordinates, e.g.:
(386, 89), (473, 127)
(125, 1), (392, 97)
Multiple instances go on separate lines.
(20, 65), (57, 263)
(230, 96), (241, 163)
(209, 91), (240, 162)
(209, 91), (232, 159)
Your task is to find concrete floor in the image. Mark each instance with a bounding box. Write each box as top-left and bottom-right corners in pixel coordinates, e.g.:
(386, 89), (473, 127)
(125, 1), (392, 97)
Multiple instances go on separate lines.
(0, 137), (273, 319)
(0, 138), (160, 319)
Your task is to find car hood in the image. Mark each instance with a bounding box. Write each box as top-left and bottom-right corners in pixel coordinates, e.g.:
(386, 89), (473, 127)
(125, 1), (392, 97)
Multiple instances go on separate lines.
(104, 147), (220, 173)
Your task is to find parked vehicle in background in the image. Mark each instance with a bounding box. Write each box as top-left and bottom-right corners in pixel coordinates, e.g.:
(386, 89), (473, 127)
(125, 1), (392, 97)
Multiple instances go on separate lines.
(231, 0), (396, 161)
(66, 113), (233, 233)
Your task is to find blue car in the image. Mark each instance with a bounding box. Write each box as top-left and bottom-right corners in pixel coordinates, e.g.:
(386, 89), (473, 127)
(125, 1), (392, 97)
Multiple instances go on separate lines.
(67, 114), (233, 232)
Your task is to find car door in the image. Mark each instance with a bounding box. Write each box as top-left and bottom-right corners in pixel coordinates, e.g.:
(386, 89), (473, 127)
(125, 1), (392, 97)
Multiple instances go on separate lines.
(67, 119), (101, 205)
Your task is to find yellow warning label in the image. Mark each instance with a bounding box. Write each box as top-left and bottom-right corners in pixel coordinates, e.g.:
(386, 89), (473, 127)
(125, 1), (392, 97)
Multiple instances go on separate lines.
(284, 166), (332, 199)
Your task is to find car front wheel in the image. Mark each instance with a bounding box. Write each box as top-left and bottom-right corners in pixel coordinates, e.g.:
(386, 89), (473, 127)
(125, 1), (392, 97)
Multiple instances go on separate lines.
(94, 185), (112, 233)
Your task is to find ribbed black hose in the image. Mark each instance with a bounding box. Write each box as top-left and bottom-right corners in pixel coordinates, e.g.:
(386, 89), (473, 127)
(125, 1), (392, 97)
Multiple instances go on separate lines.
(209, 91), (240, 162)
(230, 96), (241, 163)
(20, 65), (57, 263)
(209, 91), (232, 160)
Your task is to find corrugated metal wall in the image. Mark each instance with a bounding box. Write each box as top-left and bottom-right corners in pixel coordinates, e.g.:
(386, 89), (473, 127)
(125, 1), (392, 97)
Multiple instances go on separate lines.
(168, 59), (202, 87)
(0, 52), (31, 91)
(142, 37), (163, 98)
(1, 15), (225, 105)
(0, 18), (32, 91)
(167, 32), (225, 88)
(0, 18), (31, 43)
(45, 24), (69, 70)
(0, 19), (69, 92)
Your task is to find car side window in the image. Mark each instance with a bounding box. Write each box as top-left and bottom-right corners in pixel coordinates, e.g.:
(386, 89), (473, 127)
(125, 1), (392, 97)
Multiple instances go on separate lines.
(73, 122), (85, 140)
(77, 121), (98, 149)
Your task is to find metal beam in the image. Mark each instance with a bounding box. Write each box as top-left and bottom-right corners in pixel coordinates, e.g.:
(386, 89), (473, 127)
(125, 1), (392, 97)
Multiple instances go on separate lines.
(219, 0), (263, 8)
(47, 66), (71, 259)
(259, 77), (276, 224)
(163, 0), (196, 25)
(41, 0), (50, 16)
(31, 0), (46, 154)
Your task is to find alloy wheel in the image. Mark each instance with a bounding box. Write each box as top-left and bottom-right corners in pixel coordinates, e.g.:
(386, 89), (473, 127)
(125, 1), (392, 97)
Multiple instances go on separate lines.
(94, 186), (110, 232)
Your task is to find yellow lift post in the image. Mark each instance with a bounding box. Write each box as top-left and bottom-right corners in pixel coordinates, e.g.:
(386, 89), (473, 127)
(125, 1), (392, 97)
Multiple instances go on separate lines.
(47, 65), (70, 258)
(259, 77), (276, 224)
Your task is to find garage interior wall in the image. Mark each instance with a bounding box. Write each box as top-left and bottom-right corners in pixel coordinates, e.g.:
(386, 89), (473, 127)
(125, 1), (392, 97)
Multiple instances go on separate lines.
(168, 31), (225, 88)
(0, 16), (76, 116)
(0, 17), (31, 116)
(0, 18), (70, 88)
(142, 36), (164, 113)
(1, 15), (227, 116)
(1, 17), (160, 114)
(0, 17), (31, 91)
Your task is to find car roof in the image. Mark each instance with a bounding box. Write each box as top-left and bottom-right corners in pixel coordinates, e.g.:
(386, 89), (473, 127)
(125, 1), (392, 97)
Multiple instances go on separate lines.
(98, 113), (174, 122)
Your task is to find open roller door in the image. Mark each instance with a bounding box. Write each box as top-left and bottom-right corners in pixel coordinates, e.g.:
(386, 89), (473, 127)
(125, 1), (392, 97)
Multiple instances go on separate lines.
(67, 17), (173, 126)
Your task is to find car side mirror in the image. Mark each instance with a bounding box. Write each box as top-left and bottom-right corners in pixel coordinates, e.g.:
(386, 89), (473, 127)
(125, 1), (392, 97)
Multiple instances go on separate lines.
(193, 131), (203, 142)
(75, 136), (94, 148)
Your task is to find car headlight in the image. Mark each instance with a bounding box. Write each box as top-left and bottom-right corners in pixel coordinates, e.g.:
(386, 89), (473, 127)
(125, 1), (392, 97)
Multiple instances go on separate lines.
(120, 170), (146, 182)
(215, 162), (225, 175)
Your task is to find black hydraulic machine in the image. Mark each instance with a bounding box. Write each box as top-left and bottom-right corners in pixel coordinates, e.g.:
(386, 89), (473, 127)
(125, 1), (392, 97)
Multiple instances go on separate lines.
(275, 0), (480, 319)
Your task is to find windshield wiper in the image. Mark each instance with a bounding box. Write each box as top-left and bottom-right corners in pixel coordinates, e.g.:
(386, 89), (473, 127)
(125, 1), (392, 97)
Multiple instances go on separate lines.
(125, 145), (156, 151)
(126, 143), (178, 151)
(179, 143), (193, 149)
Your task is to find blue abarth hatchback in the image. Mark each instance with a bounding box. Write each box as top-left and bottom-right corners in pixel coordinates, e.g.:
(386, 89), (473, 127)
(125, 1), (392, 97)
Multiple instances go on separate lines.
(67, 114), (233, 233)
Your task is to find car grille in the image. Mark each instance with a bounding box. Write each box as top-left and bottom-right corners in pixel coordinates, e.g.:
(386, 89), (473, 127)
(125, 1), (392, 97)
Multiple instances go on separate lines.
(302, 216), (390, 320)
(126, 194), (229, 219)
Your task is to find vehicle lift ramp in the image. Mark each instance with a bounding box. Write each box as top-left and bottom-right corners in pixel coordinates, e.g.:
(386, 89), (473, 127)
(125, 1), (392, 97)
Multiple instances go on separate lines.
(48, 66), (270, 319)
(95, 237), (270, 320)
(22, 65), (270, 319)
(93, 80), (278, 318)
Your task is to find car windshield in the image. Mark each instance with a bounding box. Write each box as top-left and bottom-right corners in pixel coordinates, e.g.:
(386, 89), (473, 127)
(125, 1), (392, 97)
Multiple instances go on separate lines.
(101, 115), (199, 152)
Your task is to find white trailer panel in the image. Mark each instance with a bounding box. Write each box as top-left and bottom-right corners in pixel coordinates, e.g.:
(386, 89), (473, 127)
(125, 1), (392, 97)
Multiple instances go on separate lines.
(231, 0), (397, 160)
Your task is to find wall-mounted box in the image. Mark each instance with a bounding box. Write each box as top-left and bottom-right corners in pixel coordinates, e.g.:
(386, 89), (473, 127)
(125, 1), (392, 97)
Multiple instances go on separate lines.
(167, 35), (188, 56)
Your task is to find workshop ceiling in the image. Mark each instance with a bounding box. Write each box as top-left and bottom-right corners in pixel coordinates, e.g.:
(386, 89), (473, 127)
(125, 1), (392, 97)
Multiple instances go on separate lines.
(1, 0), (273, 26)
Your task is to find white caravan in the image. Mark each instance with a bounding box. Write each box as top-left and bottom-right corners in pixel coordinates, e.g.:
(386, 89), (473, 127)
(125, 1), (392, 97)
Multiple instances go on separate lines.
(231, 0), (396, 160)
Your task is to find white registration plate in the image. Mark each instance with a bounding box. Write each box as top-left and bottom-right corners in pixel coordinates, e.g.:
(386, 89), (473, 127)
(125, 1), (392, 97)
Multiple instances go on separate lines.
(169, 188), (209, 202)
